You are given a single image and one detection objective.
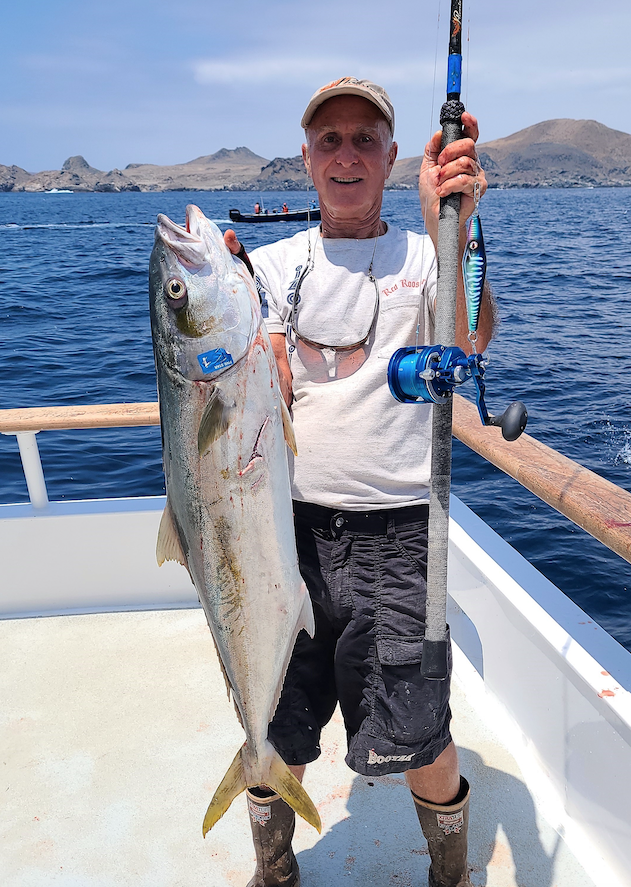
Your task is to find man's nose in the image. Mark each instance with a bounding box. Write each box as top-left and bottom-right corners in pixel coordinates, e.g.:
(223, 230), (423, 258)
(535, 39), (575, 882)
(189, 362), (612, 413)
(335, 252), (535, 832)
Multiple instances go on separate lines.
(335, 139), (359, 166)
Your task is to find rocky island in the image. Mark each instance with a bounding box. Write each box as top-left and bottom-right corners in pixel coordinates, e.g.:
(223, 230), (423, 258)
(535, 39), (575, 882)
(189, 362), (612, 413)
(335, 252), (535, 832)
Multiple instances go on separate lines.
(2, 120), (631, 192)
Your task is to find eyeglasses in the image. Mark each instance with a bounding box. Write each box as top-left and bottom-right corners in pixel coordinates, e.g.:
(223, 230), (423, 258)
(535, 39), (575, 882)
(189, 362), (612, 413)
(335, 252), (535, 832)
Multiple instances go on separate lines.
(289, 235), (380, 351)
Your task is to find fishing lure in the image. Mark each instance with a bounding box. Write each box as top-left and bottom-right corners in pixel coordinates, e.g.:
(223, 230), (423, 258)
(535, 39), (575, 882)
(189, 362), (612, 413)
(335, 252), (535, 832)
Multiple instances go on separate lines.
(462, 182), (486, 351)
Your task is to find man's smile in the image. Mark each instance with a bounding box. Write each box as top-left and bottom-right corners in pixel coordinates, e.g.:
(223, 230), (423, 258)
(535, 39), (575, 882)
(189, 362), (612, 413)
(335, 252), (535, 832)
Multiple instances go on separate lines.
(331, 177), (362, 183)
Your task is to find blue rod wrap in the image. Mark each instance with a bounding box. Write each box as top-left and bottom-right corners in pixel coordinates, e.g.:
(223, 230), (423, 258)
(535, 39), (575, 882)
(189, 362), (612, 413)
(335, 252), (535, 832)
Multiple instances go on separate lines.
(447, 54), (462, 95)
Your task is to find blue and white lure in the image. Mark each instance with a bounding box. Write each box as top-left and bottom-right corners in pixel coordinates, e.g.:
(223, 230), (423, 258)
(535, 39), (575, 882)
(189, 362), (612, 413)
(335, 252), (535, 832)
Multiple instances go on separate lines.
(462, 181), (486, 353)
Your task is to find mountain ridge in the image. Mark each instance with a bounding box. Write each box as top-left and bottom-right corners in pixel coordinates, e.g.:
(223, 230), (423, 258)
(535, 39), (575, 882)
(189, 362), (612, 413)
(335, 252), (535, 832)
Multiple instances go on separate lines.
(2, 120), (631, 192)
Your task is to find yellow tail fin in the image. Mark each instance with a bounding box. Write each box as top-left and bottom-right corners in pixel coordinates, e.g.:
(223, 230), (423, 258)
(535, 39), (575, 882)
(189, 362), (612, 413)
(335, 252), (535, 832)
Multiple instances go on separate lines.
(202, 743), (321, 837)
(265, 750), (321, 833)
(202, 746), (246, 837)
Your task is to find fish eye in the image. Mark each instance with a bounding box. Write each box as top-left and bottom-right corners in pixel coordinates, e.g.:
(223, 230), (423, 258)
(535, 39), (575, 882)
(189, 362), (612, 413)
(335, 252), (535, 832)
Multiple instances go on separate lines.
(165, 278), (187, 307)
(469, 240), (478, 250)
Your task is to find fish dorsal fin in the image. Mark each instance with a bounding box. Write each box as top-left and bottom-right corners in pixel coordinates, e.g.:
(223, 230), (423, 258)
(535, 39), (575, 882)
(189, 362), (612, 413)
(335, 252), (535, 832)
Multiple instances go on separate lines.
(280, 397), (297, 455)
(298, 584), (315, 638)
(156, 500), (188, 568)
(198, 387), (235, 456)
(269, 583), (313, 721)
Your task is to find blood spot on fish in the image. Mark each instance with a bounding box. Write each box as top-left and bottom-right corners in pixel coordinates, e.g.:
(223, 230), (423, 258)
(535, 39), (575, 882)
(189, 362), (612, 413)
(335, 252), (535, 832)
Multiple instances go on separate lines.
(601, 670), (610, 676)
(599, 690), (615, 698)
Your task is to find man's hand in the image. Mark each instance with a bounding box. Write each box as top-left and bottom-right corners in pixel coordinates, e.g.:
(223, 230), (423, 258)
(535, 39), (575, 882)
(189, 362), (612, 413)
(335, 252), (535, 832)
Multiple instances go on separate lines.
(224, 228), (241, 255)
(419, 112), (495, 352)
(224, 228), (255, 277)
(419, 111), (486, 247)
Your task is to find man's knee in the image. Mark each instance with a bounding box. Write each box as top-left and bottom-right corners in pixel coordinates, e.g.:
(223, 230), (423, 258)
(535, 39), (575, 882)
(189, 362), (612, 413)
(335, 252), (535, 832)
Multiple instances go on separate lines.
(405, 741), (461, 804)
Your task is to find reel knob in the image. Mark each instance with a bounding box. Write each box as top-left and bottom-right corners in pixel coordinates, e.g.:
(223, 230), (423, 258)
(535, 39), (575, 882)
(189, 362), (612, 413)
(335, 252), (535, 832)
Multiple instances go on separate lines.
(486, 400), (528, 441)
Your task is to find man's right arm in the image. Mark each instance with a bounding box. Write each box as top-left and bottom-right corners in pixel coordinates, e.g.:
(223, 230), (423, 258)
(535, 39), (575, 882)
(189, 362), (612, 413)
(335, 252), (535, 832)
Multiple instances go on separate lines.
(223, 231), (292, 407)
(270, 333), (293, 408)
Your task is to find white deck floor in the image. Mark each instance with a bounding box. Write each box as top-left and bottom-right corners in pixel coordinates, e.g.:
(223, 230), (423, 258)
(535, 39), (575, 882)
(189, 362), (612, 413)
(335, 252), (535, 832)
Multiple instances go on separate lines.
(1, 608), (597, 887)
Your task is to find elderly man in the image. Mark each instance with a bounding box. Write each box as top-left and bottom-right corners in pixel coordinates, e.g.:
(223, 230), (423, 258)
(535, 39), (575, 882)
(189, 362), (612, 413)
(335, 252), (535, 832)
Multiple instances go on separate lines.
(226, 77), (494, 887)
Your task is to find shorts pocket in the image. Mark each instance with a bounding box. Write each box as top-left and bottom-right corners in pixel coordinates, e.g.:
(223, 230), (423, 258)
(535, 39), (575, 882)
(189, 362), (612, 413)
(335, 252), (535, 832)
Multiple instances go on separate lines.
(376, 634), (424, 666)
(393, 525), (428, 576)
(372, 631), (451, 748)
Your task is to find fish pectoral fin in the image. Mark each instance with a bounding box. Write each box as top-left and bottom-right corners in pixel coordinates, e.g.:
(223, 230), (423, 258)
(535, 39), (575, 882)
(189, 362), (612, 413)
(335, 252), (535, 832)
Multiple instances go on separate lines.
(203, 745), (246, 837)
(280, 397), (297, 455)
(156, 501), (188, 569)
(198, 387), (235, 456)
(266, 748), (321, 833)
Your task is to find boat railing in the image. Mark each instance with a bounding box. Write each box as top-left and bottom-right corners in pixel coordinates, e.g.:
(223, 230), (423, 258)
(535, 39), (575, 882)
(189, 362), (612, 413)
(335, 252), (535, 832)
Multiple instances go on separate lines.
(2, 395), (631, 567)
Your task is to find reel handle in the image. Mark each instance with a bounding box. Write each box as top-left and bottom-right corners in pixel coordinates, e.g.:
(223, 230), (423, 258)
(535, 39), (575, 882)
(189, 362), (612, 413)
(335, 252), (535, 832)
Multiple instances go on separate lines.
(486, 400), (528, 441)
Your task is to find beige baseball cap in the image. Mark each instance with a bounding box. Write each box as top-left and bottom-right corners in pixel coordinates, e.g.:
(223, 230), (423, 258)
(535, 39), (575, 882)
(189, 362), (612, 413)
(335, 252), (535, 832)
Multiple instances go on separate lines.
(301, 77), (395, 134)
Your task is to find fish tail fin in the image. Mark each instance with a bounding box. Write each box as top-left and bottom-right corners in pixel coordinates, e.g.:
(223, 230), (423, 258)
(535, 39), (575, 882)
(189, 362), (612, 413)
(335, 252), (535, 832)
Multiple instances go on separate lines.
(202, 745), (246, 837)
(264, 746), (321, 833)
(202, 743), (321, 837)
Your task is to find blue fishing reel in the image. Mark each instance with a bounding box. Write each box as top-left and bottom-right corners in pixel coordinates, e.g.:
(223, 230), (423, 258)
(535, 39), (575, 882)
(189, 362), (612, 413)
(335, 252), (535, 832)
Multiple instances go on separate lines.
(388, 345), (527, 441)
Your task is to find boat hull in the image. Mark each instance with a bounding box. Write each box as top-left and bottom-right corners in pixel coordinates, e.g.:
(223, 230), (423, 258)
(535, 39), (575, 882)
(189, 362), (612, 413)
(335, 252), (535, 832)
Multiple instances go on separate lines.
(229, 208), (321, 223)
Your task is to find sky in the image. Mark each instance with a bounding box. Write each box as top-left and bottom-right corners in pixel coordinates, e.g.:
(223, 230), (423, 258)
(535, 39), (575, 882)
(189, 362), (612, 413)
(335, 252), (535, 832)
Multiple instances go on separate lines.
(2, 0), (631, 172)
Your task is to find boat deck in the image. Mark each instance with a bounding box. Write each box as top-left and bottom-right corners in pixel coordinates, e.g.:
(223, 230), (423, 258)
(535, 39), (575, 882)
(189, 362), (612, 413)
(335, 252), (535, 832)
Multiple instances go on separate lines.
(1, 608), (597, 887)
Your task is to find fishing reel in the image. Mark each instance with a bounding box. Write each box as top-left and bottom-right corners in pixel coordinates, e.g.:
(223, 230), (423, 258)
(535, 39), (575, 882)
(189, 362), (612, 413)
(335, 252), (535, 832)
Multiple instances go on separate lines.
(388, 345), (527, 441)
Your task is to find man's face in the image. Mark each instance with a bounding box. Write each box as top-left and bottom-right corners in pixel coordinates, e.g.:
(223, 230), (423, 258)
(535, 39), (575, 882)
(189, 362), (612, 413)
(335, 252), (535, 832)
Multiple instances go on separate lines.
(302, 95), (397, 223)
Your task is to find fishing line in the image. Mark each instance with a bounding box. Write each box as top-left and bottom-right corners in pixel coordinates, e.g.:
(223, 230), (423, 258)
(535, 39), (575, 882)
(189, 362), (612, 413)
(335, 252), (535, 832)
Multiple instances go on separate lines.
(415, 0), (448, 353)
(464, 6), (471, 109)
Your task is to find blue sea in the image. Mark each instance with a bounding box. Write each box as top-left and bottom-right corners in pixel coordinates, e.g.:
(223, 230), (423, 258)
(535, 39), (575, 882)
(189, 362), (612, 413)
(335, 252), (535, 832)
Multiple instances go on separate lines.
(1, 188), (630, 651)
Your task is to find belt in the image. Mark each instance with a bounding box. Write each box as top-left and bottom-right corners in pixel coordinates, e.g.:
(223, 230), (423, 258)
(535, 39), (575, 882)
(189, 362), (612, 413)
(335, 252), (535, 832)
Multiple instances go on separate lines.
(293, 500), (429, 536)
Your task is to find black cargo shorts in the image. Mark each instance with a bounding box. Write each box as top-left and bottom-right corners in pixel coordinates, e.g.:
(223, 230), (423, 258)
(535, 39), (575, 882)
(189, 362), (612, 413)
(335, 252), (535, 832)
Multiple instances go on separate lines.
(268, 500), (453, 777)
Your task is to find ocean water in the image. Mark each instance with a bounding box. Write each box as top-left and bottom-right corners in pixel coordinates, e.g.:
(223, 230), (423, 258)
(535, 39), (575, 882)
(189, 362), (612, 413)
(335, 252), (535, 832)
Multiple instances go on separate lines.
(1, 188), (630, 651)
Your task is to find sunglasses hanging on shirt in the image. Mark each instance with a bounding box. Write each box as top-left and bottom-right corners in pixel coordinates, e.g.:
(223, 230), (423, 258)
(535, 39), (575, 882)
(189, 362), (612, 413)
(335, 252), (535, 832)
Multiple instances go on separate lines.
(289, 235), (380, 351)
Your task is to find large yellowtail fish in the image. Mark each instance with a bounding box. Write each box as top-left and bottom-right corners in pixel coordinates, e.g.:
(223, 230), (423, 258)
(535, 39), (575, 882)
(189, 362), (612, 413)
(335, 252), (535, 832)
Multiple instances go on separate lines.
(148, 205), (320, 836)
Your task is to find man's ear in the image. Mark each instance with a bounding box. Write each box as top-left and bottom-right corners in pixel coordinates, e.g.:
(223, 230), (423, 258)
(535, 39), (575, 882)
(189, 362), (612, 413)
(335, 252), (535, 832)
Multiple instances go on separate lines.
(302, 143), (312, 179)
(385, 141), (398, 180)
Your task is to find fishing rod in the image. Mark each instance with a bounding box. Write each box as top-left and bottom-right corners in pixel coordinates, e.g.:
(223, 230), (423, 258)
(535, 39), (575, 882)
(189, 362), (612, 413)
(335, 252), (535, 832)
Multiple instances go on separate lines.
(387, 0), (527, 679)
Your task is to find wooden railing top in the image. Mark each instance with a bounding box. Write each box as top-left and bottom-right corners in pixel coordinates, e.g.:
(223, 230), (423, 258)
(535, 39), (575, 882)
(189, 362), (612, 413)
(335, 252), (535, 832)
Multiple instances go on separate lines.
(452, 395), (631, 566)
(0, 402), (160, 433)
(2, 398), (631, 567)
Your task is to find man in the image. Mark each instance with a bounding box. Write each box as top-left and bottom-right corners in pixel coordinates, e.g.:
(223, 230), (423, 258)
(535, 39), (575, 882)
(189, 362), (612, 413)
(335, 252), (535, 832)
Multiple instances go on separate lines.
(225, 77), (494, 887)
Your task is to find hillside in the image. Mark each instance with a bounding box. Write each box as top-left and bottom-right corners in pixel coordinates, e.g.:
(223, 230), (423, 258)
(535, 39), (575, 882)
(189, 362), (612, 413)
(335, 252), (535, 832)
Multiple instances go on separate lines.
(3, 120), (631, 192)
(389, 119), (631, 189)
(478, 119), (631, 187)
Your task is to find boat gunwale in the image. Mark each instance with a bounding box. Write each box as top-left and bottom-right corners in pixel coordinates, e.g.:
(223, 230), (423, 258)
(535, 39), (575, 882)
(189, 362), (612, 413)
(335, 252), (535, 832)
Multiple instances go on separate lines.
(3, 397), (631, 567)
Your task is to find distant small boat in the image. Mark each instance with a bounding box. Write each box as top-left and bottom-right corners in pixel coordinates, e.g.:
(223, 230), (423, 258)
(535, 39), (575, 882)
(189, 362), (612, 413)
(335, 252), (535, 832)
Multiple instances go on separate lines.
(229, 206), (321, 224)
(46, 189), (73, 194)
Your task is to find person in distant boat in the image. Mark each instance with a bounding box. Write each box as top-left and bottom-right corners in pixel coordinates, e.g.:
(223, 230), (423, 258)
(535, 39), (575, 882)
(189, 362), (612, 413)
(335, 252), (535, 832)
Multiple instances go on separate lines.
(224, 77), (494, 887)
(254, 202), (261, 214)
(282, 202), (289, 213)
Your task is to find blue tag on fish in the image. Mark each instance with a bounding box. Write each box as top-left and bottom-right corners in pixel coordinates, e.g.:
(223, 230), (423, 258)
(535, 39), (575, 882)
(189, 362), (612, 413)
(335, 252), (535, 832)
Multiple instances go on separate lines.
(197, 348), (234, 374)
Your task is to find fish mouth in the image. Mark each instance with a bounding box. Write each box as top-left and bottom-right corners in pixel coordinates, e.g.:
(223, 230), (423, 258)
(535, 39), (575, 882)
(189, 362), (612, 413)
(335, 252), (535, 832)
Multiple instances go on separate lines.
(156, 205), (209, 268)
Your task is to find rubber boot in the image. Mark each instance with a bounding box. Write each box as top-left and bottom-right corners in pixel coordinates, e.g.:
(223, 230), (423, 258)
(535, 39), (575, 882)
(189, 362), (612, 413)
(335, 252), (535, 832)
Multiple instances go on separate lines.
(412, 776), (472, 887)
(245, 787), (300, 887)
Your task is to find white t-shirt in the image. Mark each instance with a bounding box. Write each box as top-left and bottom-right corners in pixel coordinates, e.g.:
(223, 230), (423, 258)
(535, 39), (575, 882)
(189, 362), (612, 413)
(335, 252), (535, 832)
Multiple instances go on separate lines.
(251, 224), (438, 510)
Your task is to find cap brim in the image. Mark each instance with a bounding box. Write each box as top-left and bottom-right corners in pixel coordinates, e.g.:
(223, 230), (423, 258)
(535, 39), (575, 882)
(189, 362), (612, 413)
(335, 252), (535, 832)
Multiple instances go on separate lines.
(301, 85), (394, 133)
